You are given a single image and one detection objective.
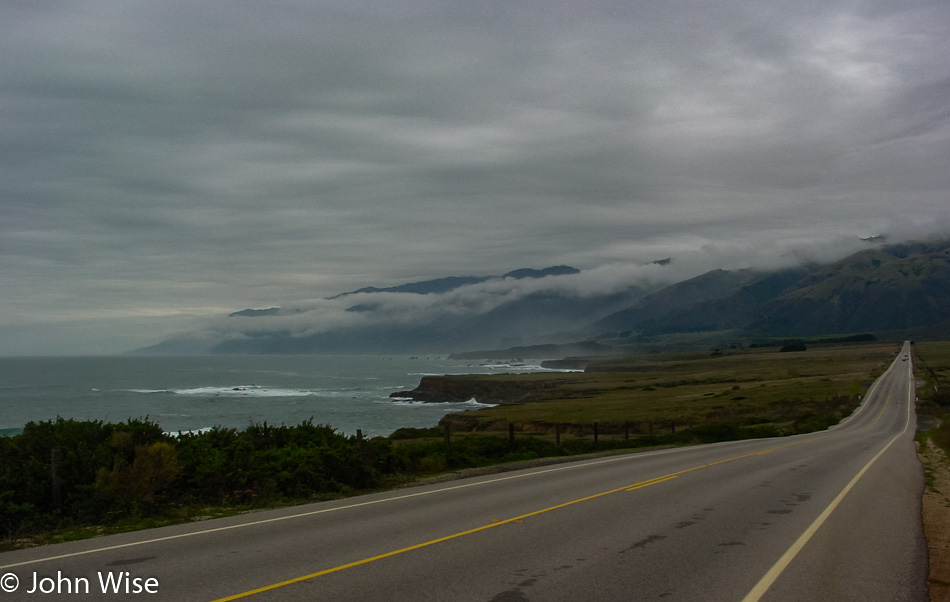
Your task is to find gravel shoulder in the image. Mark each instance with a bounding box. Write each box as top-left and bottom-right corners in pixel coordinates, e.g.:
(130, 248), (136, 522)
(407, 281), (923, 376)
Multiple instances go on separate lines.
(918, 438), (950, 601)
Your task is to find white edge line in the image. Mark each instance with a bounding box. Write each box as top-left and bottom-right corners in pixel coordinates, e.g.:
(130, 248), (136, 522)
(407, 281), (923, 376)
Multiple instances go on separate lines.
(3, 346), (910, 571)
(741, 346), (913, 602)
(0, 446), (680, 569)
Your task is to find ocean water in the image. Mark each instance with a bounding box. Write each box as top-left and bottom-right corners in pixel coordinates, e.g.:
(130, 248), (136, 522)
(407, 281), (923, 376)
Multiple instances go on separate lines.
(0, 355), (562, 438)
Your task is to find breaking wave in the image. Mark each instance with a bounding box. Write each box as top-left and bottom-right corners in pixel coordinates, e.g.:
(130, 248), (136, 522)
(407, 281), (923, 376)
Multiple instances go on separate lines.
(386, 397), (497, 408)
(125, 386), (319, 398)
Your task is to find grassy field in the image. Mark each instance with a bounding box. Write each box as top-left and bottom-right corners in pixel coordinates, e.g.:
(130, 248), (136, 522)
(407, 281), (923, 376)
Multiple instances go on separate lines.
(0, 341), (920, 550)
(915, 341), (950, 401)
(436, 342), (900, 438)
(914, 341), (950, 452)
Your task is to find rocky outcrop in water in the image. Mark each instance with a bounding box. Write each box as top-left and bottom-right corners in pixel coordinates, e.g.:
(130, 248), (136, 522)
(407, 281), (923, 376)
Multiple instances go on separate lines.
(390, 375), (561, 405)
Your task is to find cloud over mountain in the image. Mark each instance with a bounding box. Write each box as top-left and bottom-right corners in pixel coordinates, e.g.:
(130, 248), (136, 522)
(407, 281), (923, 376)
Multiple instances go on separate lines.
(130, 235), (950, 355)
(3, 1), (950, 354)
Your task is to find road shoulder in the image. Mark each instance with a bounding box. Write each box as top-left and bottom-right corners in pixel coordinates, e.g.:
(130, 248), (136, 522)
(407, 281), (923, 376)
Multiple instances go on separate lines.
(918, 438), (950, 600)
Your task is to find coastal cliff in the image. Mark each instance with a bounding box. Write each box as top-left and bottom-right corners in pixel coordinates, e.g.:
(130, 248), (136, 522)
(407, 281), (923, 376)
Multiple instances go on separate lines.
(390, 375), (562, 405)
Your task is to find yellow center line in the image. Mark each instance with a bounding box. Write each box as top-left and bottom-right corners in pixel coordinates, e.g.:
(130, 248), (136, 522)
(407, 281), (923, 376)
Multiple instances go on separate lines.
(626, 475), (679, 491)
(862, 394), (891, 431)
(209, 438), (815, 602)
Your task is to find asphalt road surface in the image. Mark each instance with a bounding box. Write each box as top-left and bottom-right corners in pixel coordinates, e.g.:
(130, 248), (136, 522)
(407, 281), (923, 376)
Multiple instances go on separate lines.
(0, 343), (928, 601)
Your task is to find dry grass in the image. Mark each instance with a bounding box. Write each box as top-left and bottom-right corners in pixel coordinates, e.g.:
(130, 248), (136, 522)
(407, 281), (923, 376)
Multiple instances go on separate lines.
(441, 343), (900, 433)
(913, 341), (950, 600)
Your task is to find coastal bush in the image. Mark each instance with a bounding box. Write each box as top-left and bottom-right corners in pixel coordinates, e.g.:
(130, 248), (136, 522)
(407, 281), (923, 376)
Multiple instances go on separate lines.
(1, 407), (861, 544)
(780, 342), (808, 352)
(0, 490), (35, 543)
(0, 417), (170, 540)
(0, 418), (402, 542)
(95, 440), (180, 512)
(170, 420), (396, 503)
(389, 426), (443, 440)
(418, 454), (447, 474)
(0, 353), (877, 547)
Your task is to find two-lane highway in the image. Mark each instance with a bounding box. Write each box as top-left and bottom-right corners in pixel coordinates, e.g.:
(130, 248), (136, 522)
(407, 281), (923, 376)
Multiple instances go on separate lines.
(0, 343), (927, 601)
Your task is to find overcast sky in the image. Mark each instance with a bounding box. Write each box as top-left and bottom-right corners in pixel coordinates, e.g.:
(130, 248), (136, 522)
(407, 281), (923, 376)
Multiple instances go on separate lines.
(3, 0), (950, 355)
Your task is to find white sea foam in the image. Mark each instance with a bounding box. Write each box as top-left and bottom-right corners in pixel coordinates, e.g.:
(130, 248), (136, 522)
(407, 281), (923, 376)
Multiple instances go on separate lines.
(410, 361), (576, 375)
(125, 386), (320, 397)
(0, 355), (533, 439)
(458, 398), (497, 408)
(165, 427), (214, 437)
(176, 386), (319, 397)
(385, 397), (497, 408)
(386, 399), (426, 406)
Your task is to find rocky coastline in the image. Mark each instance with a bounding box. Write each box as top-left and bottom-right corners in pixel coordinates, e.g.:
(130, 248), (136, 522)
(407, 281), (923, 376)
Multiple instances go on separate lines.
(389, 375), (562, 405)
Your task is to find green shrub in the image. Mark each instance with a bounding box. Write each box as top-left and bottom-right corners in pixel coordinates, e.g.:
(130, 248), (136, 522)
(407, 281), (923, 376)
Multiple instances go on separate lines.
(95, 440), (180, 512)
(418, 454), (447, 474)
(780, 342), (807, 352)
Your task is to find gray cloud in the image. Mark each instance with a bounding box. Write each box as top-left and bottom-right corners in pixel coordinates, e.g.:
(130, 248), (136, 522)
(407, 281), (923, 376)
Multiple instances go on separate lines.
(2, 0), (949, 354)
(187, 234), (888, 347)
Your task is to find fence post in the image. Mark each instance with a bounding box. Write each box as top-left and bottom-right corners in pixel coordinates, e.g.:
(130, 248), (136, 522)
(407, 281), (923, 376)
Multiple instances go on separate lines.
(624, 421), (630, 440)
(508, 423), (515, 449)
(444, 423), (451, 445)
(555, 423), (561, 447)
(51, 448), (62, 511)
(594, 421), (599, 444)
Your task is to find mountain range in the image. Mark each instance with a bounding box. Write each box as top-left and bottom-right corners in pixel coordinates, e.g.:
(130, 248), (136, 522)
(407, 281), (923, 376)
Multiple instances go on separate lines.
(131, 238), (950, 356)
(594, 239), (950, 340)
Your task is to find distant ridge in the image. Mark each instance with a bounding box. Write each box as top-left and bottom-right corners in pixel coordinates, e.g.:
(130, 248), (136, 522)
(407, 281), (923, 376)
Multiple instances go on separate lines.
(228, 307), (280, 317)
(328, 265), (580, 299)
(593, 239), (950, 338)
(185, 264), (633, 355)
(130, 240), (950, 356)
(501, 265), (579, 279)
(749, 240), (950, 335)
